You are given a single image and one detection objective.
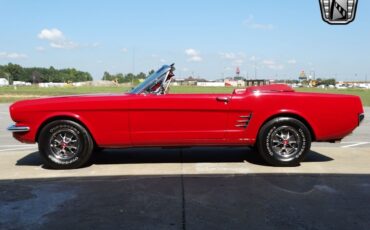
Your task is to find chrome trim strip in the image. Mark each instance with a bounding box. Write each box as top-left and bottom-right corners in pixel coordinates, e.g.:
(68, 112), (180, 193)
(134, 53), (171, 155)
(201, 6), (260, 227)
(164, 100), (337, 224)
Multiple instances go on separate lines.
(235, 114), (253, 129)
(7, 125), (30, 132)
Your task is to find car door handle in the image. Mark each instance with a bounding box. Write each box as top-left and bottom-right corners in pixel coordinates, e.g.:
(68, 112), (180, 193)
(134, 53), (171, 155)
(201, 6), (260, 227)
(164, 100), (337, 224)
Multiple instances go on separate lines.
(216, 96), (230, 103)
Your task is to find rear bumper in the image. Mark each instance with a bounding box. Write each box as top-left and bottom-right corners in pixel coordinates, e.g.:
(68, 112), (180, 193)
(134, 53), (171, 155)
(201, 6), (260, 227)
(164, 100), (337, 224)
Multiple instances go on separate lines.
(7, 124), (30, 133)
(359, 113), (365, 126)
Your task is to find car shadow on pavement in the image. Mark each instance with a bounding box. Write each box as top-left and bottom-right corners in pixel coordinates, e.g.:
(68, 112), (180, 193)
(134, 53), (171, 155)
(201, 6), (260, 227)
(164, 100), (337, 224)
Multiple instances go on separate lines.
(15, 147), (333, 168)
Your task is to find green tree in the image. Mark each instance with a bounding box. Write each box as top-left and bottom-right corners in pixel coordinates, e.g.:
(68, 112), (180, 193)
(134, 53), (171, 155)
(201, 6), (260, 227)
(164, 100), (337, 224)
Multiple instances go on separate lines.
(148, 69), (155, 75)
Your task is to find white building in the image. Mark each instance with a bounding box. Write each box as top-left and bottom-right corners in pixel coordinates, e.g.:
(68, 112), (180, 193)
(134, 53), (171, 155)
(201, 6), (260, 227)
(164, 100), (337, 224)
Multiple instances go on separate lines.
(197, 82), (225, 87)
(0, 78), (9, 86)
(13, 81), (31, 86)
(38, 82), (67, 88)
(224, 79), (246, 87)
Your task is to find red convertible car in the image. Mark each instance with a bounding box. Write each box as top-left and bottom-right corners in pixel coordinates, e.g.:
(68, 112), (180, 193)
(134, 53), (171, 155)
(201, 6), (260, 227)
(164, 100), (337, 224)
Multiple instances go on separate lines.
(8, 64), (364, 169)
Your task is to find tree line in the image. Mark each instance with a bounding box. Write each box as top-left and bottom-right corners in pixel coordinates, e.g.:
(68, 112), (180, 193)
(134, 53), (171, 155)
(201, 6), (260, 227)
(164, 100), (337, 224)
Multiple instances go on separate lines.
(102, 70), (154, 84)
(0, 63), (93, 83)
(0, 63), (155, 85)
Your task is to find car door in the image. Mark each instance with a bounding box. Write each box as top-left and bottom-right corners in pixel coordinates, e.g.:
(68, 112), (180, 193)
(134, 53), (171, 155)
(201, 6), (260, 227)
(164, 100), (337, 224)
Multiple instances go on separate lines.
(225, 94), (253, 145)
(129, 94), (230, 146)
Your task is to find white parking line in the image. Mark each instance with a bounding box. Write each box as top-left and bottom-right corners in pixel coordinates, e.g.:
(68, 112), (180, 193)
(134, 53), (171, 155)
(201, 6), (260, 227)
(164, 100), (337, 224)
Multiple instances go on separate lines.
(0, 144), (37, 147)
(341, 142), (370, 148)
(0, 146), (37, 152)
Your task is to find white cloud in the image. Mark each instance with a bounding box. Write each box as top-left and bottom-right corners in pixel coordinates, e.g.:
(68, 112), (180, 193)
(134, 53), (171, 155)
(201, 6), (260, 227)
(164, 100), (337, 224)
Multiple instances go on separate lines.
(0, 52), (27, 59)
(150, 54), (167, 64)
(122, 48), (128, 53)
(220, 52), (236, 60)
(268, 64), (284, 70)
(263, 60), (275, 65)
(243, 15), (274, 30)
(233, 59), (244, 65)
(38, 28), (63, 40)
(220, 52), (246, 66)
(249, 56), (259, 61)
(189, 56), (203, 62)
(263, 59), (284, 70)
(35, 46), (45, 51)
(185, 48), (203, 62)
(38, 28), (78, 49)
(287, 59), (297, 64)
(185, 48), (199, 56)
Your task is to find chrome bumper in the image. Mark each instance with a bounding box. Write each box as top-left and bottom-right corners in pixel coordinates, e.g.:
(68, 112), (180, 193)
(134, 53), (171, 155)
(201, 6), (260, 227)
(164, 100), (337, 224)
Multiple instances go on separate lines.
(7, 124), (30, 132)
(359, 113), (365, 126)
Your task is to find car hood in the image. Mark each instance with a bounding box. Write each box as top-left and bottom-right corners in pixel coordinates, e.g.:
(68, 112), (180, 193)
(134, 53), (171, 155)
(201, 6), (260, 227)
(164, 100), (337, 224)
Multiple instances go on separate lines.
(10, 93), (133, 114)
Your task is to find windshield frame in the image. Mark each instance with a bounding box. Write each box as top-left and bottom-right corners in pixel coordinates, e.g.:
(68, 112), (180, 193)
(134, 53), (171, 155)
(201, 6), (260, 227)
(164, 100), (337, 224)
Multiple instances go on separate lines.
(129, 64), (172, 94)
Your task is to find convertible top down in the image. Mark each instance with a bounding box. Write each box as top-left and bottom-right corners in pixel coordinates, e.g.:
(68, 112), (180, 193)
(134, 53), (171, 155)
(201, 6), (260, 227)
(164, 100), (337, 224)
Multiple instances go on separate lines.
(8, 64), (364, 169)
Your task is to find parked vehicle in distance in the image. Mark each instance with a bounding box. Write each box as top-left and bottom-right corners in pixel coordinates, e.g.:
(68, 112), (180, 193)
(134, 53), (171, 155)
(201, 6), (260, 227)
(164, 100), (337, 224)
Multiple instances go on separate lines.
(8, 64), (365, 169)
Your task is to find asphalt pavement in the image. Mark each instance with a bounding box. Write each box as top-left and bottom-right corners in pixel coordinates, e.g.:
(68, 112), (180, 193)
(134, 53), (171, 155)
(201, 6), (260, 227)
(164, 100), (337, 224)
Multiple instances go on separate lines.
(0, 103), (369, 230)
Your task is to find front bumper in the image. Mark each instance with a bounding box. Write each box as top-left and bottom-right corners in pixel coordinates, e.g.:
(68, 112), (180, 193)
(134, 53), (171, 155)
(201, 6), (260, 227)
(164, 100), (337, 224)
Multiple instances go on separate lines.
(7, 124), (30, 132)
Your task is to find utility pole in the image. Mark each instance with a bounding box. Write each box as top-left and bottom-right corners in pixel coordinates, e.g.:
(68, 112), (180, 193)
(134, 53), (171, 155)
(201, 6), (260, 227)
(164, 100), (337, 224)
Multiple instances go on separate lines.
(4, 72), (10, 85)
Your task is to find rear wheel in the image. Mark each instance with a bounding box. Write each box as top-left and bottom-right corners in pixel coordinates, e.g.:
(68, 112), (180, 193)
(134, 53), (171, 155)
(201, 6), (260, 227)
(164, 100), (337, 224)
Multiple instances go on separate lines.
(38, 120), (94, 169)
(257, 117), (311, 166)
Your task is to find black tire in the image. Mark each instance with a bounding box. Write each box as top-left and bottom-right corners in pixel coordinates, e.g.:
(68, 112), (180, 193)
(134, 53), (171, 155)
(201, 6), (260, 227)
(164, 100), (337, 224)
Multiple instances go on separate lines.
(38, 120), (94, 169)
(257, 117), (311, 166)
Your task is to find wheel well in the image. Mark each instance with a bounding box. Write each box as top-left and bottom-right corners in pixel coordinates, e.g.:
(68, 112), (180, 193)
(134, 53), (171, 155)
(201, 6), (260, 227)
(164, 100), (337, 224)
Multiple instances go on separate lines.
(260, 113), (316, 141)
(36, 116), (97, 145)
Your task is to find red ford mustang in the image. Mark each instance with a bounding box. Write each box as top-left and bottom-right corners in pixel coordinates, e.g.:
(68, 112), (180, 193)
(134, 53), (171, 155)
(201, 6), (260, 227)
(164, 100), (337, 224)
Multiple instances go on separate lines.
(8, 64), (365, 169)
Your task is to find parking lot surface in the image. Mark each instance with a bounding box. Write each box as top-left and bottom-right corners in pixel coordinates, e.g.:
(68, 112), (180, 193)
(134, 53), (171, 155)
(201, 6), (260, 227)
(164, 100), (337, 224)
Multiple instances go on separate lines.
(0, 103), (369, 230)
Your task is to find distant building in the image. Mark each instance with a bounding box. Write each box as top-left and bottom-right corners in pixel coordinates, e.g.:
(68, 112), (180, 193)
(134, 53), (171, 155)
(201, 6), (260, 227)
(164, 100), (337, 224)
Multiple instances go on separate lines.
(224, 79), (245, 87)
(182, 76), (207, 86)
(299, 71), (307, 81)
(244, 79), (270, 87)
(197, 82), (225, 87)
(39, 82), (66, 88)
(171, 79), (185, 86)
(0, 78), (9, 86)
(13, 81), (31, 86)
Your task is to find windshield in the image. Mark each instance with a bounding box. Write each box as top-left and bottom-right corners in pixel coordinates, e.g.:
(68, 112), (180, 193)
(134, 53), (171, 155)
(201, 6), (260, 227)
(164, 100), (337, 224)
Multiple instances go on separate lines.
(130, 64), (173, 94)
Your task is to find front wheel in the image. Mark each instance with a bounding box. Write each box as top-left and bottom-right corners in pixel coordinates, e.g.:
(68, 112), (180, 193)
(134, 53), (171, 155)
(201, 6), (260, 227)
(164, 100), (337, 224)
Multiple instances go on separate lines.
(38, 120), (94, 169)
(257, 117), (311, 166)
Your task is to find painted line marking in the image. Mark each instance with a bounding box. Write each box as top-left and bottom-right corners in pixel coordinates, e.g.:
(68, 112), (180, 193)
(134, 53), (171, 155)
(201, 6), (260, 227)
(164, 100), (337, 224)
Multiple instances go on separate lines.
(341, 142), (370, 148)
(0, 146), (37, 152)
(0, 144), (37, 148)
(341, 141), (368, 143)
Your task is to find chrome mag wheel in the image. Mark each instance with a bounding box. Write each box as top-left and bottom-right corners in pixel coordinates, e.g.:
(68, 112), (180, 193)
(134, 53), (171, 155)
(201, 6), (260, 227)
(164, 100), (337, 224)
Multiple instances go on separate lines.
(269, 126), (301, 159)
(39, 120), (94, 169)
(49, 129), (80, 161)
(257, 117), (311, 166)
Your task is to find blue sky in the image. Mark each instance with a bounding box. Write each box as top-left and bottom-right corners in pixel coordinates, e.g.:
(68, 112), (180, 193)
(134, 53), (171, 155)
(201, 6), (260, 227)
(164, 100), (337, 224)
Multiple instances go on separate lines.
(0, 0), (369, 81)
